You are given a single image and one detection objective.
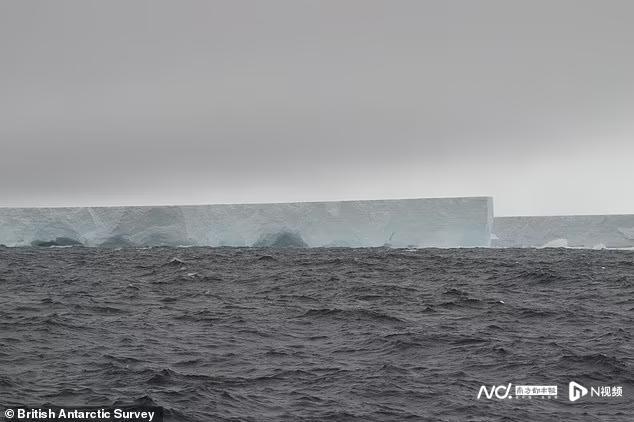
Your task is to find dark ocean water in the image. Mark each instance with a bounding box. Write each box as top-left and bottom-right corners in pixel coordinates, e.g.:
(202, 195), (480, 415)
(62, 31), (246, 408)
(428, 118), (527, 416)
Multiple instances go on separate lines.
(0, 247), (632, 421)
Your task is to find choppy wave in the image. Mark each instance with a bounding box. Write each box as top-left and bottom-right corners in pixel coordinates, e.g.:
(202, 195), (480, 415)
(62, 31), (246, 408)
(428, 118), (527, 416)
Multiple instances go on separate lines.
(0, 246), (632, 421)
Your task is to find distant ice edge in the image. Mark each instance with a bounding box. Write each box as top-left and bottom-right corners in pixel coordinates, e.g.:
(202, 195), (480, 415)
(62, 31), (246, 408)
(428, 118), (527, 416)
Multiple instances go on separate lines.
(0, 197), (494, 248)
(492, 215), (634, 249)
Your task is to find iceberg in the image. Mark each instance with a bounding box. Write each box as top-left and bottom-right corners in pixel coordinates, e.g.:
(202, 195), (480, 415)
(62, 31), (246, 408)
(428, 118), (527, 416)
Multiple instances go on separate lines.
(253, 231), (308, 248)
(31, 237), (82, 247)
(539, 238), (568, 248)
(0, 197), (494, 248)
(492, 215), (634, 249)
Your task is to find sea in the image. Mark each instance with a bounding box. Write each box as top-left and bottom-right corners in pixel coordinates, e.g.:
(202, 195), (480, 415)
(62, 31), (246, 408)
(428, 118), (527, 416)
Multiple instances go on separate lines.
(0, 246), (632, 421)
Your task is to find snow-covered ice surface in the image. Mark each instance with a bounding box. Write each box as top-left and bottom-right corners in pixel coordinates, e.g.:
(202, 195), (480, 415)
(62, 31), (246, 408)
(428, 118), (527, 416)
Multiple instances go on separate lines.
(493, 215), (634, 249)
(0, 197), (494, 248)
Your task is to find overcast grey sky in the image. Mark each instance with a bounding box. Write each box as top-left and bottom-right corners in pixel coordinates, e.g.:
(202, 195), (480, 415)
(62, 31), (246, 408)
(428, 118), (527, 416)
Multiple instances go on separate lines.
(1, 1), (633, 216)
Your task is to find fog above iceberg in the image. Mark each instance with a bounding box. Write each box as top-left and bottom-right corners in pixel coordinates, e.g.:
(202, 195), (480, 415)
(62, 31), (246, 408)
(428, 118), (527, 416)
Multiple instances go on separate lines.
(1, 2), (634, 216)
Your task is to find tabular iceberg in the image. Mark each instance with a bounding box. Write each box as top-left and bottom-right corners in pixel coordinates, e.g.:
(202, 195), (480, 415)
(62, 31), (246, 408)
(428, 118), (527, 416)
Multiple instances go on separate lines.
(0, 197), (493, 248)
(492, 215), (634, 249)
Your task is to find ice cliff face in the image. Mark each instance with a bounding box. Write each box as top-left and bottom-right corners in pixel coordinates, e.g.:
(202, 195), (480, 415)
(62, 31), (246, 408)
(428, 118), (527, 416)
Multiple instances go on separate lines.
(492, 215), (634, 248)
(0, 197), (493, 248)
